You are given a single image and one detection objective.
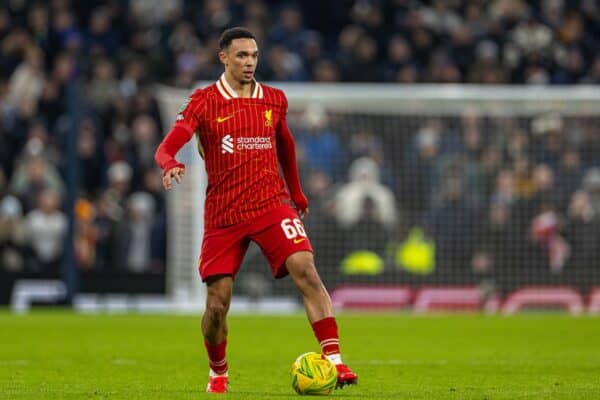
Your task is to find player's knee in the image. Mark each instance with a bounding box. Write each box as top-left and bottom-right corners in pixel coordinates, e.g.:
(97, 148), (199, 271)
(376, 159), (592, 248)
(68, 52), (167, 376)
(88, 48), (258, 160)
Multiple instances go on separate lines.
(205, 298), (228, 325)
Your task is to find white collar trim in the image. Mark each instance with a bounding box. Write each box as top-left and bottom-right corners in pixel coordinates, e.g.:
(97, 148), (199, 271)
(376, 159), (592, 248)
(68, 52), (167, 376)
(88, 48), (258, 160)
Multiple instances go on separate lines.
(217, 73), (263, 100)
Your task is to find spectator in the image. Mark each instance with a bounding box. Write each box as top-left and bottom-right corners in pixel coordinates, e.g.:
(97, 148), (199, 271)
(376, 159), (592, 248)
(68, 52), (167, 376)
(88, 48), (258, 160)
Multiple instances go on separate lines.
(113, 191), (157, 273)
(419, 0), (461, 35)
(341, 34), (380, 82)
(513, 163), (558, 230)
(529, 200), (570, 272)
(86, 58), (118, 111)
(580, 126), (600, 168)
(142, 168), (166, 214)
(563, 191), (600, 276)
(5, 46), (45, 109)
(76, 119), (106, 197)
(0, 195), (26, 271)
(24, 188), (67, 273)
(344, 196), (390, 256)
(449, 24), (476, 77)
(267, 5), (309, 51)
(102, 160), (133, 222)
(87, 6), (119, 57)
(9, 154), (65, 212)
(263, 45), (307, 81)
(580, 55), (600, 83)
(424, 176), (479, 271)
(555, 149), (583, 211)
(333, 156), (396, 230)
(582, 168), (600, 215)
(336, 24), (364, 74)
(295, 104), (345, 181)
(479, 147), (505, 201)
(130, 0), (182, 26)
(399, 120), (443, 216)
(471, 203), (516, 279)
(490, 169), (517, 207)
(127, 114), (161, 185)
(382, 35), (414, 81)
(311, 59), (341, 82)
(26, 4), (50, 56)
(468, 40), (507, 84)
(301, 170), (344, 279)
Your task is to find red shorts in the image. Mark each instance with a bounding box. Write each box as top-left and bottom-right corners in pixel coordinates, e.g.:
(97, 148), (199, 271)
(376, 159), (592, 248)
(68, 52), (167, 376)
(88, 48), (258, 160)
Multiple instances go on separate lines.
(198, 205), (313, 281)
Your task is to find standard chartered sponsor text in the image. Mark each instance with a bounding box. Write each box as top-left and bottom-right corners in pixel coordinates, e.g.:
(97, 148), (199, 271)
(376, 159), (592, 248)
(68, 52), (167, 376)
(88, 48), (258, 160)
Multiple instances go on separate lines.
(236, 136), (272, 150)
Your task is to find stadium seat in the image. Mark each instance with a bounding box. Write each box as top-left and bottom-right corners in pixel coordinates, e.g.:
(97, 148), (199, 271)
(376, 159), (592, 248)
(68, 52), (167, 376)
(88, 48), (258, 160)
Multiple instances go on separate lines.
(412, 286), (500, 313)
(501, 287), (584, 315)
(330, 285), (412, 310)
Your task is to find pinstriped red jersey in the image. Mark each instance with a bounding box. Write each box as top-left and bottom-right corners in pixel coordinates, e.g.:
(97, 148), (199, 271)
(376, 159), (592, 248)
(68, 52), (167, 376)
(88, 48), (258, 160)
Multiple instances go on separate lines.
(167, 75), (292, 228)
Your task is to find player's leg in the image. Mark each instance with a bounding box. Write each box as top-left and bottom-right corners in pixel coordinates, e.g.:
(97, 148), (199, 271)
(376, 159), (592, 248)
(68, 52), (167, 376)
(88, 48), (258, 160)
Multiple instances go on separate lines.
(284, 251), (332, 322)
(285, 252), (358, 388)
(200, 225), (249, 393)
(203, 276), (233, 343)
(203, 275), (233, 368)
(203, 275), (233, 393)
(249, 206), (358, 388)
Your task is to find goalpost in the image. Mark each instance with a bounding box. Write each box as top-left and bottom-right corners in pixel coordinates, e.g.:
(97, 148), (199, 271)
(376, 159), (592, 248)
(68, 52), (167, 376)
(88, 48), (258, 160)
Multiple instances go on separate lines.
(155, 83), (600, 312)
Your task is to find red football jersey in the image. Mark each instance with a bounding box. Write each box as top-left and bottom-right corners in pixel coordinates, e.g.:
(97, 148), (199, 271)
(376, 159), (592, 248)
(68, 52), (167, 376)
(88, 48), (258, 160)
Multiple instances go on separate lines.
(159, 75), (299, 229)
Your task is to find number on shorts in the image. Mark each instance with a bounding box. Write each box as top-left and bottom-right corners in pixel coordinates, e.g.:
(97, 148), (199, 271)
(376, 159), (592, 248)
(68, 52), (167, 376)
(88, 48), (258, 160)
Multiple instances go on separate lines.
(280, 218), (307, 239)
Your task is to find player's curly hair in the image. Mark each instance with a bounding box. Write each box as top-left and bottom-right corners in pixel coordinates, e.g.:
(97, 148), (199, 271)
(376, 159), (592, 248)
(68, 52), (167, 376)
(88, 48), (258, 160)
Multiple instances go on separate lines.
(219, 27), (256, 50)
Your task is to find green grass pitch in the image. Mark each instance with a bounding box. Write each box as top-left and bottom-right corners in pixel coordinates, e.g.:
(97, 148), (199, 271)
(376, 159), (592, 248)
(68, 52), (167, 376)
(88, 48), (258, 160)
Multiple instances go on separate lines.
(1, 312), (599, 399)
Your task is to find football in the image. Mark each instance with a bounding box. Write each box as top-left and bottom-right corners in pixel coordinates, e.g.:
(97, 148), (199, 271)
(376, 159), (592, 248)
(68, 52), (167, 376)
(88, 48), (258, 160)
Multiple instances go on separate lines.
(290, 352), (337, 395)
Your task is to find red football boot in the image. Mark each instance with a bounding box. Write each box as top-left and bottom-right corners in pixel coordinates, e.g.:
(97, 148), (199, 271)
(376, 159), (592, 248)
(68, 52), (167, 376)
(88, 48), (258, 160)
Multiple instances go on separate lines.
(335, 364), (358, 388)
(206, 376), (228, 393)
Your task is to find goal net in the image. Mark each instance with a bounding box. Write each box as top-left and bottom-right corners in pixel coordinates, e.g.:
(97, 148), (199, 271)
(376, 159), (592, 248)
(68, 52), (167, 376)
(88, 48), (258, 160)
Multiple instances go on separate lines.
(156, 83), (600, 312)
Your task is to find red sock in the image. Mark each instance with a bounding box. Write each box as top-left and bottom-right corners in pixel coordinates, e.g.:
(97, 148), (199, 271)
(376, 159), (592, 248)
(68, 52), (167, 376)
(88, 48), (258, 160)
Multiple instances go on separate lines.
(311, 317), (340, 356)
(204, 339), (228, 375)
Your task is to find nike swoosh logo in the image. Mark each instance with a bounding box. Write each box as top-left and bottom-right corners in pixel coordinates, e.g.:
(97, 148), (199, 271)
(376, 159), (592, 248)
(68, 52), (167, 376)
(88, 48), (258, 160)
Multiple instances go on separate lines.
(293, 238), (306, 244)
(216, 115), (235, 123)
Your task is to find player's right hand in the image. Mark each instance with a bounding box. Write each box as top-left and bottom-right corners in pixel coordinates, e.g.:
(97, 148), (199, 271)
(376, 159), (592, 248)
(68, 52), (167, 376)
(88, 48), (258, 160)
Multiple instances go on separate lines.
(162, 166), (185, 190)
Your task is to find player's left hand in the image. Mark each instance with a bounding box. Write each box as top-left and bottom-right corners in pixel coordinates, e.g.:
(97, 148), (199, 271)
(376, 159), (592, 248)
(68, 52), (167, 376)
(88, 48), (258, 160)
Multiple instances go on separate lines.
(298, 207), (309, 219)
(293, 193), (308, 218)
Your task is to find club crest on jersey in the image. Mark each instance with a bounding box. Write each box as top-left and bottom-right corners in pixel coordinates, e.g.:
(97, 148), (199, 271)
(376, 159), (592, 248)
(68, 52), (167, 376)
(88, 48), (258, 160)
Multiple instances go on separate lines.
(264, 109), (273, 127)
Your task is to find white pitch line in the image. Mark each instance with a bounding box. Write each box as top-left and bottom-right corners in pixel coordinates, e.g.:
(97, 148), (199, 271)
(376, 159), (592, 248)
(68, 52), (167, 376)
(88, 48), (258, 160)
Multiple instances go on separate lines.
(111, 359), (137, 365)
(0, 360), (30, 365)
(353, 360), (448, 365)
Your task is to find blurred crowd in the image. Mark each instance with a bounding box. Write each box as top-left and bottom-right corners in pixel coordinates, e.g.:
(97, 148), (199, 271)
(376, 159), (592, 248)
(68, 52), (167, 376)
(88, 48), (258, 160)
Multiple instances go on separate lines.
(1, 0), (170, 273)
(292, 109), (600, 289)
(0, 0), (599, 281)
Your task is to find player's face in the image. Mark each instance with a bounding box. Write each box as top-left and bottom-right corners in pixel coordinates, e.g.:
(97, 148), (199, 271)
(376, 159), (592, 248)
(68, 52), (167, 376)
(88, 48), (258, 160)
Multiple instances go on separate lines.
(220, 38), (258, 85)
